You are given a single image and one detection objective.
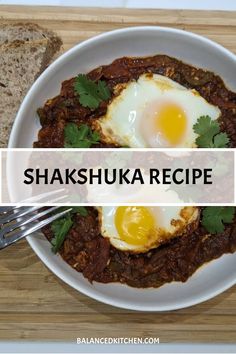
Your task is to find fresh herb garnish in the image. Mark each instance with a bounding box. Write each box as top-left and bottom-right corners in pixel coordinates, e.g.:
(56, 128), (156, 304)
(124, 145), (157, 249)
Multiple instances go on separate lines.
(74, 74), (111, 109)
(58, 206), (88, 217)
(51, 206), (88, 253)
(193, 115), (230, 148)
(64, 123), (100, 148)
(51, 215), (73, 254)
(69, 206), (88, 216)
(202, 206), (235, 234)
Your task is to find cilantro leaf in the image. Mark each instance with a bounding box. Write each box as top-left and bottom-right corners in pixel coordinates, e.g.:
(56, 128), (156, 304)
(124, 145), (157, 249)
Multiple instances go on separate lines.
(64, 123), (100, 148)
(193, 115), (230, 148)
(64, 123), (87, 146)
(213, 133), (230, 148)
(91, 130), (100, 142)
(70, 206), (88, 216)
(51, 206), (88, 253)
(97, 80), (111, 100)
(51, 215), (73, 254)
(193, 116), (219, 136)
(79, 94), (99, 110)
(220, 207), (235, 223)
(58, 206), (88, 216)
(202, 207), (235, 234)
(74, 74), (111, 109)
(195, 134), (213, 148)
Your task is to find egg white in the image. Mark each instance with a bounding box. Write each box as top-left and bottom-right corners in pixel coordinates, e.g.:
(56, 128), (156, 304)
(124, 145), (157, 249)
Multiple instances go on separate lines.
(95, 74), (221, 148)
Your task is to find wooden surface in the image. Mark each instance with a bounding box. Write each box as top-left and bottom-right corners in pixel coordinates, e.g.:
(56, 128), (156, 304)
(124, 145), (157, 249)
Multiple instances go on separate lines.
(0, 6), (236, 54)
(0, 5), (236, 343)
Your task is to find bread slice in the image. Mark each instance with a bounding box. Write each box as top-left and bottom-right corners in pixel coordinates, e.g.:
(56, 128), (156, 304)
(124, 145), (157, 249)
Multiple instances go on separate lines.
(0, 23), (62, 147)
(0, 22), (62, 49)
(0, 38), (59, 147)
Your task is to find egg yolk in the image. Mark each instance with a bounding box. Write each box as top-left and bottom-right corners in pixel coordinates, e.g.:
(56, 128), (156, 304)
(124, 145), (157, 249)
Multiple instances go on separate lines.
(155, 103), (187, 146)
(114, 206), (156, 246)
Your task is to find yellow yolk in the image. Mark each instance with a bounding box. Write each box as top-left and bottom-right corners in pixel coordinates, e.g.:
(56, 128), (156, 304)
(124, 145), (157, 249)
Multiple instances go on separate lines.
(114, 206), (156, 246)
(155, 103), (187, 146)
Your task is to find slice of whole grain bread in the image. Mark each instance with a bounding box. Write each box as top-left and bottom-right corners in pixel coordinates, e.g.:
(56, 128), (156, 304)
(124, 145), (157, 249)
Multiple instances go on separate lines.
(0, 23), (62, 147)
(0, 22), (62, 49)
(0, 38), (60, 147)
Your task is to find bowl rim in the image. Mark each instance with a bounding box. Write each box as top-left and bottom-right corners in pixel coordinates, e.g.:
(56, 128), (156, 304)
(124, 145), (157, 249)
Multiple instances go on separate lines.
(26, 235), (236, 312)
(8, 25), (236, 148)
(8, 25), (236, 311)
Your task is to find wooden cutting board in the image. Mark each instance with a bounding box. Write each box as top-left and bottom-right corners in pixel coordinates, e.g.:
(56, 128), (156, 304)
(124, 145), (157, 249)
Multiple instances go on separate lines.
(0, 5), (236, 343)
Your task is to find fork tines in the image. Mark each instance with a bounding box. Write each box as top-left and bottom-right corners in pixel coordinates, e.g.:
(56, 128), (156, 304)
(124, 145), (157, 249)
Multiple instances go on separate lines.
(0, 206), (71, 250)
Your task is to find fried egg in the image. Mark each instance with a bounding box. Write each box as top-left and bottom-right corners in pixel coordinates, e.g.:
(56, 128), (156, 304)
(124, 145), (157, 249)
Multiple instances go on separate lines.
(95, 74), (221, 148)
(99, 206), (200, 253)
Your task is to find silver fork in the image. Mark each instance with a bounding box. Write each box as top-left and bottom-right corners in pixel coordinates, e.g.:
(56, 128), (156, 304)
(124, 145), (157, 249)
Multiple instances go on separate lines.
(0, 206), (71, 250)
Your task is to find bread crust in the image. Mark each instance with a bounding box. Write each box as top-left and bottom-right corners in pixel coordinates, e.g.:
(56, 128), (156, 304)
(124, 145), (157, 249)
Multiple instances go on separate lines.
(0, 23), (62, 147)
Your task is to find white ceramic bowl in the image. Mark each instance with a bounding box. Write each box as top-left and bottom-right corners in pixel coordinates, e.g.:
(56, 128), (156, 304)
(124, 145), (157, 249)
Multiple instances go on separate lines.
(9, 26), (236, 311)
